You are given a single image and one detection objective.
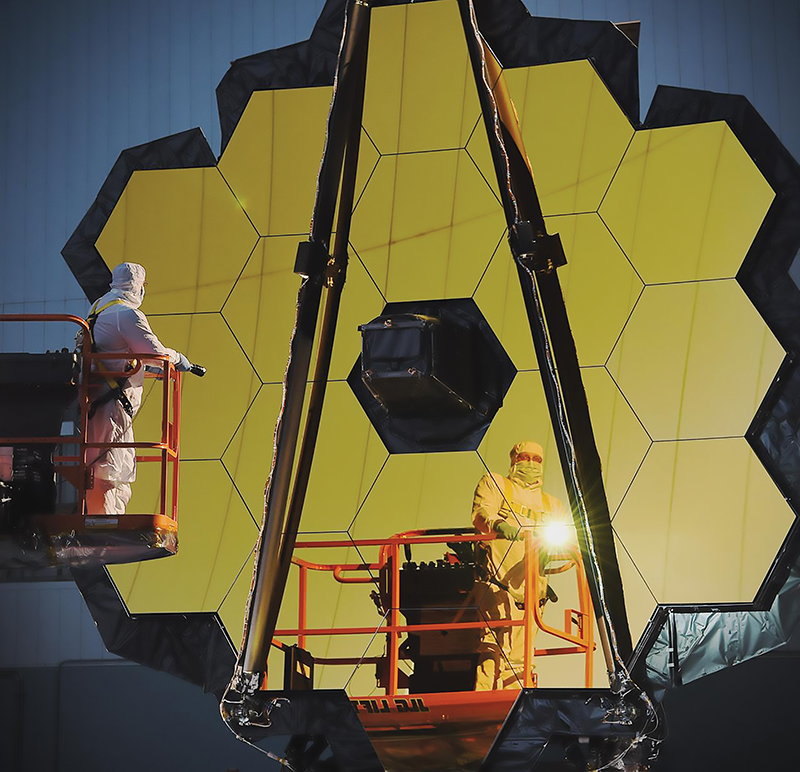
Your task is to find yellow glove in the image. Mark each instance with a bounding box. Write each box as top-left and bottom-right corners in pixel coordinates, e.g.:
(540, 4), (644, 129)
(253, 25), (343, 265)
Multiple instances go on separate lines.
(493, 520), (521, 541)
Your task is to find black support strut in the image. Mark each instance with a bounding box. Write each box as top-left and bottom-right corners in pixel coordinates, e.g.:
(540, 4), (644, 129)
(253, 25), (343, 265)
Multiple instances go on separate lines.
(230, 0), (373, 687)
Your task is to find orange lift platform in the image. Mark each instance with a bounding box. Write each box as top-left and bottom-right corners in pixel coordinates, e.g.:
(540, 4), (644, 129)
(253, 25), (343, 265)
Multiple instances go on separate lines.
(264, 528), (596, 770)
(0, 313), (181, 569)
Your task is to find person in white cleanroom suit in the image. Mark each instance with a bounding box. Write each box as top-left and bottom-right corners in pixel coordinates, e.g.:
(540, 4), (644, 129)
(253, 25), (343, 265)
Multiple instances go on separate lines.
(471, 440), (576, 690)
(85, 262), (193, 516)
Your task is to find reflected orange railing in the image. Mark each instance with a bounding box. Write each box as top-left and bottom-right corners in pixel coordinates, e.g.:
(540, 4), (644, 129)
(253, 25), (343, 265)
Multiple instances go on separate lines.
(0, 313), (181, 524)
(273, 528), (595, 692)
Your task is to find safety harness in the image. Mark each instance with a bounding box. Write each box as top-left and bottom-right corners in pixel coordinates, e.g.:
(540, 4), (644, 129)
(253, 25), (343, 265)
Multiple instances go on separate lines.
(495, 476), (559, 606)
(86, 299), (135, 420)
(501, 476), (543, 520)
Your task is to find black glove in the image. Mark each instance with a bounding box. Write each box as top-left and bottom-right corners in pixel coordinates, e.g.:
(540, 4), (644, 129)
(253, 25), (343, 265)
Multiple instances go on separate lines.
(189, 363), (207, 377)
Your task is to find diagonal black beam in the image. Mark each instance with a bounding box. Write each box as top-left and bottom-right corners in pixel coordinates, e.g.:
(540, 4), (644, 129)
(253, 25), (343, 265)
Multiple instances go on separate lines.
(229, 0), (373, 698)
(457, 0), (633, 669)
(263, 0), (372, 675)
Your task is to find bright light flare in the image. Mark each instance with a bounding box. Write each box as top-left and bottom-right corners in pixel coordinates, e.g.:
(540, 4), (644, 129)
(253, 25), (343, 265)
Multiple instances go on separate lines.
(543, 522), (572, 548)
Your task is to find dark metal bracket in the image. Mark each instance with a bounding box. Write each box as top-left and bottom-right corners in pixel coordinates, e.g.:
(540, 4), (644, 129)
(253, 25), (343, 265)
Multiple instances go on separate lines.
(294, 240), (331, 278)
(509, 221), (567, 274)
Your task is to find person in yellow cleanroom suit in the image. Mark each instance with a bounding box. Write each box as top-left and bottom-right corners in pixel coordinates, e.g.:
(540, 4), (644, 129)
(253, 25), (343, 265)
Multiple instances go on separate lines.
(471, 440), (575, 690)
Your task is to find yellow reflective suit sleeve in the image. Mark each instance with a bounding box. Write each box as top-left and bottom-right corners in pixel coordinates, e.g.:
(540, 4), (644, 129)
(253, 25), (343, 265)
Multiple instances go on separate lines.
(472, 472), (509, 533)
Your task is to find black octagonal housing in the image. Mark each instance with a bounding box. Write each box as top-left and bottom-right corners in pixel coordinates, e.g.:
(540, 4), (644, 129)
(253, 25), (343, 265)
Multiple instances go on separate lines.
(348, 298), (516, 453)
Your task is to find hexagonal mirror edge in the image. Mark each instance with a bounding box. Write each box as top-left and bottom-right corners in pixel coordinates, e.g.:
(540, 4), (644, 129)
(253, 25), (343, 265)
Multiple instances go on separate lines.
(618, 84), (800, 691)
(644, 85), (800, 354)
(215, 0), (641, 164)
(674, 94), (800, 505)
(746, 355), (800, 609)
(61, 128), (217, 302)
(215, 8), (341, 154)
(629, 523), (800, 700)
(70, 565), (236, 699)
(473, 3), (640, 125)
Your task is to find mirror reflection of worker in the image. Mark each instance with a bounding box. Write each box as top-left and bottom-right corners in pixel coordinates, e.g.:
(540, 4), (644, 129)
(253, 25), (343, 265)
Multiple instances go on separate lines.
(472, 440), (574, 690)
(85, 262), (198, 516)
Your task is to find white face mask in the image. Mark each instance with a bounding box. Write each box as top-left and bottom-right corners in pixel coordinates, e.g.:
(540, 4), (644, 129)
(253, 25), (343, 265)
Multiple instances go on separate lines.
(510, 460), (543, 488)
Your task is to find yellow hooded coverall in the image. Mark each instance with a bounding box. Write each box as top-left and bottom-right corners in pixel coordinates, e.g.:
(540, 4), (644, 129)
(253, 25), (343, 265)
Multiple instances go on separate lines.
(472, 441), (572, 690)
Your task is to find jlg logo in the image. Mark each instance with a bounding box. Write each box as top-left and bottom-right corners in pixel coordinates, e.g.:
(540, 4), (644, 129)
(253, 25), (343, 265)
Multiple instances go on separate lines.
(351, 697), (430, 714)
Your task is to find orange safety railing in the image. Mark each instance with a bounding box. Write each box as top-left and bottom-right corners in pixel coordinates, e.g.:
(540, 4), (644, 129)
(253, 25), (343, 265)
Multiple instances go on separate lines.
(0, 314), (181, 522)
(273, 528), (595, 691)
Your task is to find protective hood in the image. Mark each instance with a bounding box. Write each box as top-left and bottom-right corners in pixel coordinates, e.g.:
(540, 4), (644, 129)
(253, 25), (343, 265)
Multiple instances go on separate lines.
(109, 262), (147, 308)
(508, 440), (544, 489)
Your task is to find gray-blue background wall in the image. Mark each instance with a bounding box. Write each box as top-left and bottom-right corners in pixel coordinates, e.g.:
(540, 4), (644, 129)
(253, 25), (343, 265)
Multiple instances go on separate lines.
(2, 0), (799, 352)
(1, 1), (799, 770)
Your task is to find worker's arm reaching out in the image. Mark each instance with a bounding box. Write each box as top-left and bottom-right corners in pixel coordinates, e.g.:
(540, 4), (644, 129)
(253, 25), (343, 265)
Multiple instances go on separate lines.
(119, 307), (204, 376)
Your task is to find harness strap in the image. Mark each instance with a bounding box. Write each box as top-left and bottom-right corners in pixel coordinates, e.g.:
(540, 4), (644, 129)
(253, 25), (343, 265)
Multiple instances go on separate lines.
(87, 383), (131, 420)
(502, 476), (537, 519)
(87, 299), (134, 419)
(503, 476), (513, 507)
(498, 476), (557, 606)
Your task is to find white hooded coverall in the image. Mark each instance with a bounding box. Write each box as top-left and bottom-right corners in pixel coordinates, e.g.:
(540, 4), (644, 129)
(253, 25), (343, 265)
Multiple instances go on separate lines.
(85, 263), (189, 515)
(471, 441), (572, 690)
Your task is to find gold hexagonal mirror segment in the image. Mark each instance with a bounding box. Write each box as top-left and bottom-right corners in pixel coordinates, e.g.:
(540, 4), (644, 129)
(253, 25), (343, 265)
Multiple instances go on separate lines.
(468, 59), (635, 216)
(132, 312), (261, 461)
(612, 438), (795, 606)
(221, 383), (284, 520)
(223, 236), (385, 384)
(216, 83), (379, 240)
(217, 86), (333, 237)
(109, 460), (258, 615)
(348, 451), (489, 541)
(95, 167), (259, 314)
(223, 381), (387, 534)
(362, 0), (481, 154)
(480, 369), (651, 517)
(475, 213), (644, 371)
(350, 150), (506, 302)
(607, 280), (784, 441)
(600, 121), (775, 284)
